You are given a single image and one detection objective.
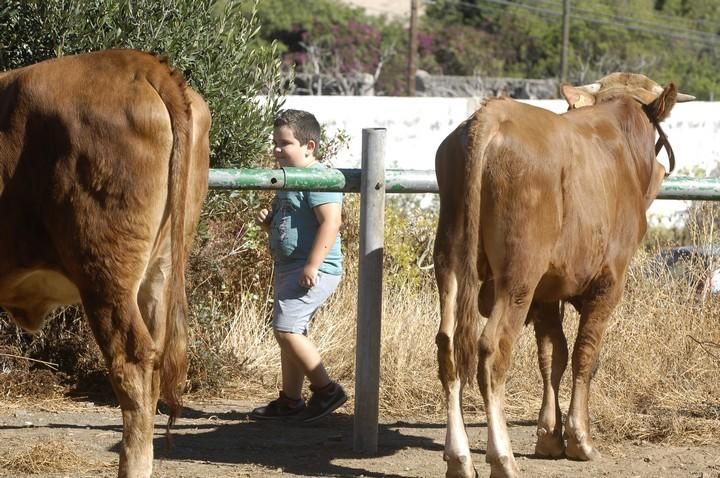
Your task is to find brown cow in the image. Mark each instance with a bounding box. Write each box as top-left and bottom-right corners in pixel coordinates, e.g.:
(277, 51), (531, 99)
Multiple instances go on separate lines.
(0, 49), (210, 478)
(433, 73), (694, 478)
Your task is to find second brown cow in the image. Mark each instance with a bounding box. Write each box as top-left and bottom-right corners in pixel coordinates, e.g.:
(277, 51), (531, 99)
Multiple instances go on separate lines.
(433, 73), (694, 478)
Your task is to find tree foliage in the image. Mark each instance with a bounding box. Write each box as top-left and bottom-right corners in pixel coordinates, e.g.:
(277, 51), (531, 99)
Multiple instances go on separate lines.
(0, 0), (285, 167)
(248, 0), (719, 99)
(424, 0), (720, 99)
(252, 0), (408, 95)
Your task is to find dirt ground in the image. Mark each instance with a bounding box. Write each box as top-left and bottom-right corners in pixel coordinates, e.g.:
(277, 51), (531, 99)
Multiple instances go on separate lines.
(1, 398), (719, 478)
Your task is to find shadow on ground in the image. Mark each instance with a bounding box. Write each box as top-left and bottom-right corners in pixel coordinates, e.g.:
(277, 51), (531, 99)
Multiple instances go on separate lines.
(154, 406), (436, 477)
(148, 405), (538, 477)
(0, 402), (540, 477)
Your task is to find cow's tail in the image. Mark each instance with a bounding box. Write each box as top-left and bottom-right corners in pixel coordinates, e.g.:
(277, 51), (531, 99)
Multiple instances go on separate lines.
(454, 110), (492, 385)
(148, 55), (192, 429)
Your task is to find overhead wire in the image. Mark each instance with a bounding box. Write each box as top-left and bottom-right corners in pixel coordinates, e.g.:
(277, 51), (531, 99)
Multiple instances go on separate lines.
(529, 0), (720, 31)
(424, 0), (720, 47)
(553, 1), (718, 42)
(464, 0), (718, 44)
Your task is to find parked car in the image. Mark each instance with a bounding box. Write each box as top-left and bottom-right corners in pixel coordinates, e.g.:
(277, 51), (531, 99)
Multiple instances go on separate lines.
(650, 245), (720, 296)
(710, 267), (720, 294)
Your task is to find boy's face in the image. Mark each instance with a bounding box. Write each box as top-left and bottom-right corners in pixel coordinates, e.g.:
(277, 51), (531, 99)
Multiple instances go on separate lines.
(272, 125), (316, 167)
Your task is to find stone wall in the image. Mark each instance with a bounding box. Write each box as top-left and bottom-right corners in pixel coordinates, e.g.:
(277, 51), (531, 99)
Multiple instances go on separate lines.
(287, 70), (559, 99)
(415, 70), (559, 99)
(291, 72), (376, 96)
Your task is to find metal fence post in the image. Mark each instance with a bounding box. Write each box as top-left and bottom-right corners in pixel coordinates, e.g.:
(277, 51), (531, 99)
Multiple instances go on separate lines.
(354, 128), (386, 453)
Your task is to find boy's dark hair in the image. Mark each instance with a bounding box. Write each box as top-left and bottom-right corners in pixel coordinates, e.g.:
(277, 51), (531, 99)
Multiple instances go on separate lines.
(274, 109), (321, 147)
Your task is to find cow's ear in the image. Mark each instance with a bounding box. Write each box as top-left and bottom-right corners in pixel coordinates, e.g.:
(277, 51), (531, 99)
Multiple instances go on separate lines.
(560, 84), (596, 109)
(646, 82), (677, 122)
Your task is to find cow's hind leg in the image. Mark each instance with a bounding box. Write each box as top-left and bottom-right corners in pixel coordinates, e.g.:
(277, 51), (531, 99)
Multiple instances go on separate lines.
(436, 258), (477, 478)
(84, 295), (158, 478)
(478, 267), (544, 478)
(530, 301), (567, 458)
(137, 256), (170, 422)
(565, 274), (623, 461)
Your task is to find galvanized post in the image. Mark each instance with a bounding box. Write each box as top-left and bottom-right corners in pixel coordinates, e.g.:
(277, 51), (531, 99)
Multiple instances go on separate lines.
(354, 128), (386, 454)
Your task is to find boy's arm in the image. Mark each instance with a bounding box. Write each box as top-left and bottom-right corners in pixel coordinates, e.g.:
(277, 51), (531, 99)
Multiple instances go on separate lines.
(299, 202), (342, 288)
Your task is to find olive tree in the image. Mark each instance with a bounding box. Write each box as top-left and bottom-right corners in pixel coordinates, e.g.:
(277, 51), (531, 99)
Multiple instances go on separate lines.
(0, 0), (285, 166)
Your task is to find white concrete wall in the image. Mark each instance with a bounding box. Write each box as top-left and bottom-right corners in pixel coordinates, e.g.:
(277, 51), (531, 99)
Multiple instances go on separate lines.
(281, 96), (720, 224)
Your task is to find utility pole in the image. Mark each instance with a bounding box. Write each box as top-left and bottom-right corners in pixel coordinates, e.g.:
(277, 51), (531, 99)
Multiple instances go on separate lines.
(560, 0), (570, 83)
(407, 0), (419, 96)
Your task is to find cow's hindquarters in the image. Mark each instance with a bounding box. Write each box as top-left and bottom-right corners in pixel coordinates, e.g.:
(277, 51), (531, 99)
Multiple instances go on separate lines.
(476, 124), (562, 476)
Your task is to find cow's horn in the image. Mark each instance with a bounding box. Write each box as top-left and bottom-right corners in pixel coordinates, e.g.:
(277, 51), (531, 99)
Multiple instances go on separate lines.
(577, 82), (601, 94)
(676, 92), (696, 102)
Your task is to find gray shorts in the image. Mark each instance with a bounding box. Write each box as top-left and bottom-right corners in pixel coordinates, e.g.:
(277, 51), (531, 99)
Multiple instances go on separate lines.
(272, 266), (342, 334)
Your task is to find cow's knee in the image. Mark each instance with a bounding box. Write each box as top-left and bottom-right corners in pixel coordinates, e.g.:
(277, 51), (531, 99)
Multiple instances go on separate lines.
(478, 334), (495, 359)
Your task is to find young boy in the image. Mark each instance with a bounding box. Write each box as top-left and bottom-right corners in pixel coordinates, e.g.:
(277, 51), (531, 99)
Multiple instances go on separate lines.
(250, 109), (347, 423)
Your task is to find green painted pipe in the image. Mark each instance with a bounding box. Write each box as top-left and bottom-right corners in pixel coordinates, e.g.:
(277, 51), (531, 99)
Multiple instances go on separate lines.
(658, 176), (720, 200)
(208, 168), (720, 200)
(209, 167), (357, 192)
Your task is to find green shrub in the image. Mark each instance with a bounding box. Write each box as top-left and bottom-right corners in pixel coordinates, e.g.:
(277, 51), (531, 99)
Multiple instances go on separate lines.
(383, 200), (437, 288)
(0, 0), (285, 167)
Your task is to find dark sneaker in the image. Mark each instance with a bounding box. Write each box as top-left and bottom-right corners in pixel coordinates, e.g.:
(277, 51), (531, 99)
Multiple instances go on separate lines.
(302, 382), (348, 423)
(249, 391), (306, 421)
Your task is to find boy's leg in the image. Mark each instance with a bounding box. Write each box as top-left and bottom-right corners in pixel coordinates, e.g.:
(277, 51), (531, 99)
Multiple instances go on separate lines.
(271, 267), (346, 421)
(280, 346), (306, 400)
(249, 344), (306, 420)
(272, 267), (342, 390)
(276, 331), (331, 391)
(278, 330), (347, 423)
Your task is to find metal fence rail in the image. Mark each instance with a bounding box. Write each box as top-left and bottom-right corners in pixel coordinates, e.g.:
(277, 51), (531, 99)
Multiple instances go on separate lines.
(209, 168), (720, 200)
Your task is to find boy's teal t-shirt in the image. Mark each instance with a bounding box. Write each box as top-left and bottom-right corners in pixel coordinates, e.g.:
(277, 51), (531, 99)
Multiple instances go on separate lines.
(269, 166), (343, 275)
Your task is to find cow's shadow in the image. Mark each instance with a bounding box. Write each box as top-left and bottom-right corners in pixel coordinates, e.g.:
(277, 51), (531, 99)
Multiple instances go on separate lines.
(146, 405), (536, 477)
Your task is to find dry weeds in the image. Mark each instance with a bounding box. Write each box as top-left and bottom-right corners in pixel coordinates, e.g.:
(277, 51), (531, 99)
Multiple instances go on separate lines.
(0, 440), (111, 474)
(204, 199), (720, 447)
(1, 196), (718, 450)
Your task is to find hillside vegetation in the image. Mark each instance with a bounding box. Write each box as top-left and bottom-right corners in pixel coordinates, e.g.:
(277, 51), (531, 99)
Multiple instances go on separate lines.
(255, 0), (720, 98)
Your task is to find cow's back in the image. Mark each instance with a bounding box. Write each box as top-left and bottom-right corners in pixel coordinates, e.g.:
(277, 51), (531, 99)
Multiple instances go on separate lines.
(475, 98), (652, 299)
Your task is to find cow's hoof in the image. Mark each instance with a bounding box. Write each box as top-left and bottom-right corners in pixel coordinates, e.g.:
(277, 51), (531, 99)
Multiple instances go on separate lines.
(534, 427), (565, 458)
(443, 453), (477, 478)
(565, 437), (601, 461)
(487, 454), (519, 478)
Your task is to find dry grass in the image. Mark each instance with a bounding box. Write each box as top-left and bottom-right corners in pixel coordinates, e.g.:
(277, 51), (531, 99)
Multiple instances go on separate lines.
(591, 249), (720, 444)
(198, 199), (720, 447)
(1, 194), (717, 449)
(0, 440), (111, 474)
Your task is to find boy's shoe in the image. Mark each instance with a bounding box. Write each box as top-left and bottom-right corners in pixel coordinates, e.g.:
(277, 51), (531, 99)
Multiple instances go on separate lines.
(302, 382), (348, 423)
(249, 391), (306, 420)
